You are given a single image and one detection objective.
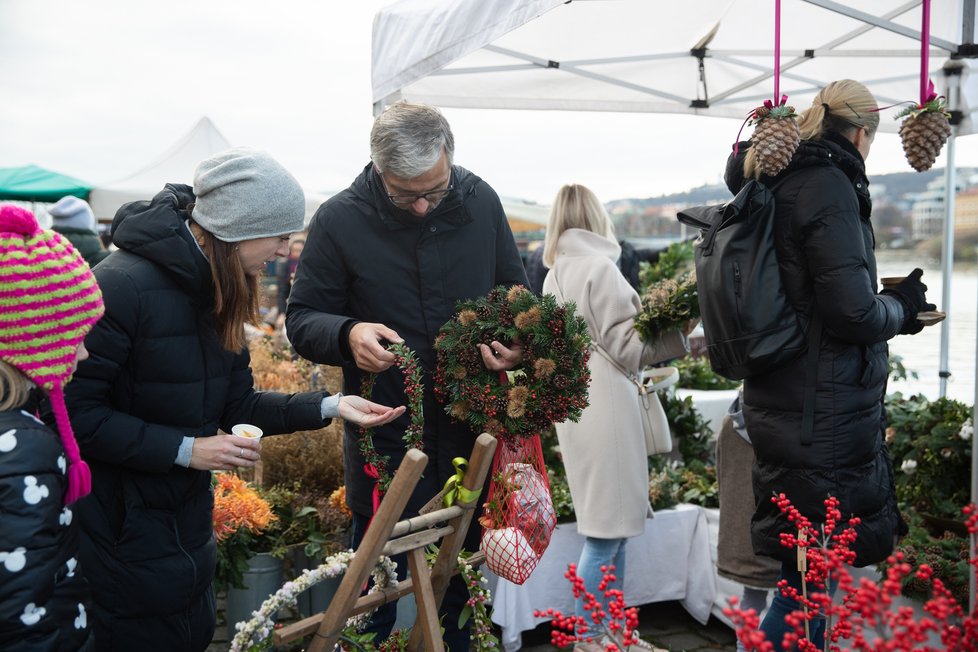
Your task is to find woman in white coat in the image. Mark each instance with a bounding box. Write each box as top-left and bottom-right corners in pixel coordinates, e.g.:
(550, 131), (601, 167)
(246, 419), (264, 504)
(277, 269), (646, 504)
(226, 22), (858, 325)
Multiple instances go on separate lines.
(542, 184), (689, 643)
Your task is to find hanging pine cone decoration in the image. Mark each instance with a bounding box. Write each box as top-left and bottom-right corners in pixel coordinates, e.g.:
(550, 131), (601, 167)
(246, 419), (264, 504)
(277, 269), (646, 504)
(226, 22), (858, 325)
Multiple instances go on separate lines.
(750, 103), (800, 177)
(897, 97), (952, 172)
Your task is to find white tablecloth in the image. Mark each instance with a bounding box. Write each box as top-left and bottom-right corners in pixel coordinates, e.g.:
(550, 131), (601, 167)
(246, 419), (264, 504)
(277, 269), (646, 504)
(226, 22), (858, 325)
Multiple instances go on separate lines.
(485, 504), (717, 652)
(674, 388), (740, 438)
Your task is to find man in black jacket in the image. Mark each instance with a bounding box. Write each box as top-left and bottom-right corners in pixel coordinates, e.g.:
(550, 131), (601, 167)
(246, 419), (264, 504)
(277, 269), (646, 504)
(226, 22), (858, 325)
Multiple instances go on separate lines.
(286, 102), (528, 650)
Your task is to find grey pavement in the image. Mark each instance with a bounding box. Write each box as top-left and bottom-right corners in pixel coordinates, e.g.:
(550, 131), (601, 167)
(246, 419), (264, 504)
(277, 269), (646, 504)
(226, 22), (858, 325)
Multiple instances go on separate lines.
(208, 598), (737, 651)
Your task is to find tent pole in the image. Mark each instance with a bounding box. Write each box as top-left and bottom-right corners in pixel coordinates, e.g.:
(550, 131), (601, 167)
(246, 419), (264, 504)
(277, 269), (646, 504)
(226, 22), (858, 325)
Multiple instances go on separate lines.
(968, 0), (978, 615)
(938, 134), (955, 399)
(937, 60), (963, 398)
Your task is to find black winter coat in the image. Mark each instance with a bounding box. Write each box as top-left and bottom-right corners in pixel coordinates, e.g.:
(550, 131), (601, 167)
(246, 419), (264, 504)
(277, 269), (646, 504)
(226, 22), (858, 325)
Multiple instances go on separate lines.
(0, 399), (93, 652)
(725, 135), (906, 567)
(287, 164), (528, 516)
(62, 185), (328, 651)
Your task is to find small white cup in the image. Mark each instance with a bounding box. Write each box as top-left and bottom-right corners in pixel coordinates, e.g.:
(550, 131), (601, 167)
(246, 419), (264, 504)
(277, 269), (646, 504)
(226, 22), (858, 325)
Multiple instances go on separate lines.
(231, 424), (263, 440)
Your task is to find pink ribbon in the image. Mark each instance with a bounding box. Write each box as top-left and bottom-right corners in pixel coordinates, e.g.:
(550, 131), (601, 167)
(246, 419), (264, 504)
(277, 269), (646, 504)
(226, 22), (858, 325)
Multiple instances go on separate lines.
(733, 3), (787, 158)
(920, 0), (931, 105)
(774, 0), (781, 102)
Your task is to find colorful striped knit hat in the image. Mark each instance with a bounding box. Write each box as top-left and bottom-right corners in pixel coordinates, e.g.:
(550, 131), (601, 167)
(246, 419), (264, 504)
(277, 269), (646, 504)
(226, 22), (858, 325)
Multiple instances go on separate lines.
(0, 204), (104, 504)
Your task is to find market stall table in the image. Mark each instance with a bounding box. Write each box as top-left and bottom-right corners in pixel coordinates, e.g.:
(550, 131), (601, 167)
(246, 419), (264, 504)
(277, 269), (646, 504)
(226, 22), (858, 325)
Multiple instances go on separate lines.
(485, 504), (716, 652)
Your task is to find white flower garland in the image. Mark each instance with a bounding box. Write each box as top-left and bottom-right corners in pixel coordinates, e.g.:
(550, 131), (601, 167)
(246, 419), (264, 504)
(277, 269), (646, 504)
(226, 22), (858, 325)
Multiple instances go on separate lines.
(229, 549), (398, 652)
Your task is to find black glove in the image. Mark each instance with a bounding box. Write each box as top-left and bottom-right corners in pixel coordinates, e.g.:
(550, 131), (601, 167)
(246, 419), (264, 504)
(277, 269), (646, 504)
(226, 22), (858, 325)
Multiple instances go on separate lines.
(881, 268), (937, 335)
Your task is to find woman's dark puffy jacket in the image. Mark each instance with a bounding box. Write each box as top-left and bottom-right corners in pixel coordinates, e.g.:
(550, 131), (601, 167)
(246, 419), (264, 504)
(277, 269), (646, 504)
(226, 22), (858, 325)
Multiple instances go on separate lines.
(0, 400), (93, 652)
(725, 135), (906, 567)
(61, 185), (328, 650)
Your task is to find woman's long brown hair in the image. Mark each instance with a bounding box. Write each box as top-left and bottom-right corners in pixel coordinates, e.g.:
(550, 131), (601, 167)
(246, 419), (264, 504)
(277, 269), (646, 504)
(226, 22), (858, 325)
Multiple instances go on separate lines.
(189, 218), (260, 352)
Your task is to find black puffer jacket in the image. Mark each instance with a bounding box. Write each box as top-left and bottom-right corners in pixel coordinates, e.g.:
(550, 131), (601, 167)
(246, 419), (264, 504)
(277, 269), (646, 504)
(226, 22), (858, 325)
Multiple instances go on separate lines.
(287, 163), (527, 516)
(61, 185), (327, 650)
(725, 135), (906, 567)
(0, 398), (93, 652)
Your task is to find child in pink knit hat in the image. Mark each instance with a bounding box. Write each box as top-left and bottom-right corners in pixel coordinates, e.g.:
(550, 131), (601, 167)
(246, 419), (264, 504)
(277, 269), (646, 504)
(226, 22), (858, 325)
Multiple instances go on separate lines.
(0, 203), (104, 651)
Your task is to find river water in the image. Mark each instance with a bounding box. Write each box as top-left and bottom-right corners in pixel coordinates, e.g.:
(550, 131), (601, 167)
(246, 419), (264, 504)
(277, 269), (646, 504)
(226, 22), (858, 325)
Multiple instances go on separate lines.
(875, 251), (976, 405)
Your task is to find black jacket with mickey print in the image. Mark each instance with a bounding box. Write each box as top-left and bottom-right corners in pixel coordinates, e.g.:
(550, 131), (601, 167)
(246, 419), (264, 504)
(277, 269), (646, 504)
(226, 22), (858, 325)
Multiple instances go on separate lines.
(0, 395), (93, 651)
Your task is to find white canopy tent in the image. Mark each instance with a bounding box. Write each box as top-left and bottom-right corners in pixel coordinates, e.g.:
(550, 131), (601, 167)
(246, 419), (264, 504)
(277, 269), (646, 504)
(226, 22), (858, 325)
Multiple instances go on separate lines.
(89, 116), (328, 225)
(372, 0), (978, 607)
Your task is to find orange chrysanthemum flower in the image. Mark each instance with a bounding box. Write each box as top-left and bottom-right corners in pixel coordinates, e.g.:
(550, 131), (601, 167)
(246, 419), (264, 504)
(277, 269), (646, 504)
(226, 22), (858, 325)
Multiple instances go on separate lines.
(212, 472), (277, 543)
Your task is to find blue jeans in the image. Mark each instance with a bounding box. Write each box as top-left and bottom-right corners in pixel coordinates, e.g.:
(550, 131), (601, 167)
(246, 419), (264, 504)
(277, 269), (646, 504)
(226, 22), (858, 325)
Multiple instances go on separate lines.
(575, 536), (627, 634)
(760, 561), (836, 650)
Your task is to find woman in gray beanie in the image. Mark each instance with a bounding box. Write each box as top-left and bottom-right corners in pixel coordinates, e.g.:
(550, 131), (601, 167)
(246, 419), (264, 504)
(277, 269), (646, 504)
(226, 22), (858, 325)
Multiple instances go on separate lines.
(58, 147), (405, 652)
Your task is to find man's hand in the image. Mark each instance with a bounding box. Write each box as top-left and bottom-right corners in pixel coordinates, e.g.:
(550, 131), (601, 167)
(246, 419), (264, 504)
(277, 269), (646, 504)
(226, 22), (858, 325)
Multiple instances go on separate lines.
(478, 340), (524, 371)
(338, 395), (407, 428)
(189, 434), (261, 471)
(349, 322), (403, 372)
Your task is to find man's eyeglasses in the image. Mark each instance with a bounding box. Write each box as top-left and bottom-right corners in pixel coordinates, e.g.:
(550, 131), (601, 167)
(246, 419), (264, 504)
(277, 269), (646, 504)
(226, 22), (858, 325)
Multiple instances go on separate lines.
(386, 185), (454, 208)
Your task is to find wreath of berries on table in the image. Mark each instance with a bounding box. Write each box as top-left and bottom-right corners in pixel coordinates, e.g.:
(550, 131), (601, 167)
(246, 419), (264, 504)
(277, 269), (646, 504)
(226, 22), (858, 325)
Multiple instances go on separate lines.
(433, 285), (592, 441)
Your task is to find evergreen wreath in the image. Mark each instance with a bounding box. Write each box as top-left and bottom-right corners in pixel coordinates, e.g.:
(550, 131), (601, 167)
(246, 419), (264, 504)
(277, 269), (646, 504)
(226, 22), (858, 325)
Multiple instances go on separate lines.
(358, 342), (425, 493)
(433, 285), (592, 441)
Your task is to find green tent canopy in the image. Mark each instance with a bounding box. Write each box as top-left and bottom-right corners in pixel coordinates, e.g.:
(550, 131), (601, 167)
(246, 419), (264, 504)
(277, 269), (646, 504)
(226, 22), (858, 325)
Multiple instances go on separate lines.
(0, 164), (91, 202)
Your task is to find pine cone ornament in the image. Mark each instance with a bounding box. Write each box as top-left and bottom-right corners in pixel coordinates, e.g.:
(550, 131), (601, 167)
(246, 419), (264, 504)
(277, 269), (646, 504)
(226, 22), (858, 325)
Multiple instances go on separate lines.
(899, 109), (951, 172)
(751, 104), (800, 177)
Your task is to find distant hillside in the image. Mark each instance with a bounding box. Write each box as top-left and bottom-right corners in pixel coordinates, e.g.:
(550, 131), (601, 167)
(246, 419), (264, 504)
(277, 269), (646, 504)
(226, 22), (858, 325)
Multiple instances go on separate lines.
(607, 166), (974, 211)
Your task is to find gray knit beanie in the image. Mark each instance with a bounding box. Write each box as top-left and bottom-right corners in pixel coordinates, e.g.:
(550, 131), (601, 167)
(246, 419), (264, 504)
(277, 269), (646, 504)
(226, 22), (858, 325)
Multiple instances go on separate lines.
(192, 147), (305, 243)
(49, 196), (97, 231)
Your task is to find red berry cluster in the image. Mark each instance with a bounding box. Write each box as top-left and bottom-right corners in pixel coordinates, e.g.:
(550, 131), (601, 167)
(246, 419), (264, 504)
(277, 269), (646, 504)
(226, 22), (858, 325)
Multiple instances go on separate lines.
(723, 494), (978, 651)
(534, 563), (642, 651)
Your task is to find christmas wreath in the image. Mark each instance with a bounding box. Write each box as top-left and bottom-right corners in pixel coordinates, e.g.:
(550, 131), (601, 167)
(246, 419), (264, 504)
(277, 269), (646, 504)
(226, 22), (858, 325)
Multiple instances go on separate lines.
(433, 285), (591, 441)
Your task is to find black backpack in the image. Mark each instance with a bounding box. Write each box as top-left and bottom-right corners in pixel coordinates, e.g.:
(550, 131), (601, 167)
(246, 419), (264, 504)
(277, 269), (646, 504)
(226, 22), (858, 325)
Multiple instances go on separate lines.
(677, 178), (810, 381)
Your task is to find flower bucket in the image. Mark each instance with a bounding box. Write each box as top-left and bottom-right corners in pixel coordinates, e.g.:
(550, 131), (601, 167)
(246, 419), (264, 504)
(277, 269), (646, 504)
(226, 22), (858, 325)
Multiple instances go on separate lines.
(225, 552), (284, 640)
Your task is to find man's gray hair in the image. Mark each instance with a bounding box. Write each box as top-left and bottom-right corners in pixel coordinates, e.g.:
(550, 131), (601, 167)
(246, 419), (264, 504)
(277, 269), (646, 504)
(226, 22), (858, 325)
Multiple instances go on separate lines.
(370, 102), (455, 178)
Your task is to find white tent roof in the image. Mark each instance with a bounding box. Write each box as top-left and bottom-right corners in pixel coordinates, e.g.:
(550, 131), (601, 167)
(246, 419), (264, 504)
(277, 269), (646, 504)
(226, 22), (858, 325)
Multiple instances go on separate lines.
(372, 0), (977, 136)
(89, 117), (328, 224)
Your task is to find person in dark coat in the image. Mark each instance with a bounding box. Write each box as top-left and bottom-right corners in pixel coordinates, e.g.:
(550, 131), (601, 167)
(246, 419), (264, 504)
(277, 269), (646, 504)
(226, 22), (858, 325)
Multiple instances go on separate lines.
(48, 196), (109, 268)
(286, 102), (528, 651)
(726, 80), (935, 648)
(0, 204), (104, 652)
(60, 148), (404, 652)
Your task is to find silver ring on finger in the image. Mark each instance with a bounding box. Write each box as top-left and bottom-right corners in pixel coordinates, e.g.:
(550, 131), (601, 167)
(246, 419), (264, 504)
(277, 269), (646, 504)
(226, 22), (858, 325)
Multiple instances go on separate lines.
(239, 447), (244, 459)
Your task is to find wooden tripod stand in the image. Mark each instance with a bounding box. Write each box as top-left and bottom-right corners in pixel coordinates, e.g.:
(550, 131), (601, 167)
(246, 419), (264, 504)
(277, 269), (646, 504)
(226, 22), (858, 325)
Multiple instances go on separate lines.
(273, 432), (497, 652)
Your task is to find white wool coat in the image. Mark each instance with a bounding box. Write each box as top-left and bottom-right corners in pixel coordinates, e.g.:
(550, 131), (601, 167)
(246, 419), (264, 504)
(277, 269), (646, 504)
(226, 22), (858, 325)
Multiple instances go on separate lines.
(544, 228), (688, 539)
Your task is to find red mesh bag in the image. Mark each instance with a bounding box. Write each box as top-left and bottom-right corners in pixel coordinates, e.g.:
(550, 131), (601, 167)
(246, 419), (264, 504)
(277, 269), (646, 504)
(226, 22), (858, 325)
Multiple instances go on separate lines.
(479, 435), (556, 584)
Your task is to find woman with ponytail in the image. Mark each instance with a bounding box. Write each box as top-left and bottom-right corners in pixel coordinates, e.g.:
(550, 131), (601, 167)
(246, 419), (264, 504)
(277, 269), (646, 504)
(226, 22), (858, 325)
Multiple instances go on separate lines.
(726, 80), (935, 648)
(0, 204), (104, 651)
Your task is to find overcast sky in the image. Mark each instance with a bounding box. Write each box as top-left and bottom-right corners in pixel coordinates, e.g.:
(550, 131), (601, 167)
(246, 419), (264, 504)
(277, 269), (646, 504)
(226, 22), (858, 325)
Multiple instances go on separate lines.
(2, 0), (976, 206)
